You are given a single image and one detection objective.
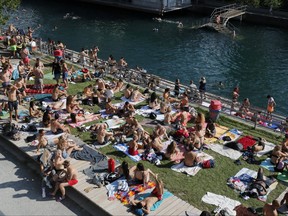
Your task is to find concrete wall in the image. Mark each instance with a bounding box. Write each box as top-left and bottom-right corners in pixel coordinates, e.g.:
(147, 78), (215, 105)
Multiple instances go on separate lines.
(132, 0), (191, 9)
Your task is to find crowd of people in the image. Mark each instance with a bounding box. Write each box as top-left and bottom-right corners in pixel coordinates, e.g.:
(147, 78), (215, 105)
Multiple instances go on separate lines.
(0, 23), (287, 215)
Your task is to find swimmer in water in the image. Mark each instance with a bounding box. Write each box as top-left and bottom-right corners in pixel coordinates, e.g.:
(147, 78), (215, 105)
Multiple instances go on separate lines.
(177, 22), (183, 28)
(153, 17), (162, 22)
(153, 28), (158, 32)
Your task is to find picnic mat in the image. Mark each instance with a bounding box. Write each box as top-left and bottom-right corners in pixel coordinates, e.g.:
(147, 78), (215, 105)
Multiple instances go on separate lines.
(171, 152), (213, 176)
(114, 143), (142, 162)
(219, 129), (242, 144)
(237, 136), (257, 151)
(105, 118), (125, 129)
(210, 144), (242, 160)
(201, 192), (240, 216)
(25, 84), (56, 94)
(204, 125), (229, 144)
(277, 171), (288, 183)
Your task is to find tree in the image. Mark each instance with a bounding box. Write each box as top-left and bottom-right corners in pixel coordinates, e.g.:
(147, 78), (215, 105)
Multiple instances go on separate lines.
(0, 0), (21, 25)
(263, 0), (283, 8)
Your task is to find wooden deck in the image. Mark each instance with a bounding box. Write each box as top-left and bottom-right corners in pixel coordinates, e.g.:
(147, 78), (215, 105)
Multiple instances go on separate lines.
(0, 127), (202, 216)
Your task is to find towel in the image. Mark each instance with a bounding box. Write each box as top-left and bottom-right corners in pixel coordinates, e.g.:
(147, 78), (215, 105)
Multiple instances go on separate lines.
(260, 158), (275, 172)
(210, 144), (242, 160)
(137, 191), (173, 211)
(219, 129), (242, 144)
(201, 192), (240, 216)
(256, 142), (275, 157)
(114, 143), (142, 162)
(105, 118), (125, 129)
(171, 152), (213, 176)
(136, 105), (176, 121)
(121, 96), (145, 105)
(69, 114), (100, 128)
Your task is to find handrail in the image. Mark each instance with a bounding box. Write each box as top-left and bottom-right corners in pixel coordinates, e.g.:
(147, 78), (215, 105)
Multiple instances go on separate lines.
(36, 41), (287, 133)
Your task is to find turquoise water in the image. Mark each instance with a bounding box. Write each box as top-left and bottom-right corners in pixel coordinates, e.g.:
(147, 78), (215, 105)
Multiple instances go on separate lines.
(9, 0), (288, 115)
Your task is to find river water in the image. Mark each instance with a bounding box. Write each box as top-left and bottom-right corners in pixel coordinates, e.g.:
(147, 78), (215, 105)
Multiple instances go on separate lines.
(8, 0), (288, 115)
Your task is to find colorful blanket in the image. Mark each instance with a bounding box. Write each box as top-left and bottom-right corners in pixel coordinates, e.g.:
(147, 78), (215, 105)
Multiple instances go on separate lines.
(25, 84), (56, 94)
(260, 158), (275, 172)
(136, 105), (177, 121)
(204, 125), (229, 144)
(171, 152), (213, 176)
(114, 143), (142, 162)
(219, 129), (242, 144)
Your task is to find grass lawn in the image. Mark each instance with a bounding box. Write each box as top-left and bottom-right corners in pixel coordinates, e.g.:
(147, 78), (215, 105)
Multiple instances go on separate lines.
(34, 55), (287, 213)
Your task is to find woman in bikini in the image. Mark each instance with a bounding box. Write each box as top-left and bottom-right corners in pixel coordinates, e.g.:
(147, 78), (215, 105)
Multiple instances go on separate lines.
(270, 145), (288, 165)
(163, 106), (173, 125)
(165, 141), (181, 161)
(130, 87), (145, 102)
(105, 98), (119, 115)
(66, 95), (81, 113)
(129, 163), (152, 185)
(52, 84), (68, 101)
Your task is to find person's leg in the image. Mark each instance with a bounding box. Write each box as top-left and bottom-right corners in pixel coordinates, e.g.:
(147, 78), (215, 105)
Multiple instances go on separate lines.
(51, 182), (60, 196)
(256, 167), (264, 181)
(14, 102), (18, 121)
(59, 182), (69, 198)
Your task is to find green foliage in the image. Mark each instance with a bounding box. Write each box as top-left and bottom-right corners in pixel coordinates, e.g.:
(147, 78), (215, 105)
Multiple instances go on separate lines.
(0, 0), (21, 25)
(263, 0), (283, 8)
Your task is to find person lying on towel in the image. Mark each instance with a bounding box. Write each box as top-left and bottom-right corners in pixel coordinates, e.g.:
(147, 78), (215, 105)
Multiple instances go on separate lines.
(130, 172), (163, 215)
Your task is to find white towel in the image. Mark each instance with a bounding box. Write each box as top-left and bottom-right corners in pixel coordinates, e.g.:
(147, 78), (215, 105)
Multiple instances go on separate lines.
(210, 144), (242, 160)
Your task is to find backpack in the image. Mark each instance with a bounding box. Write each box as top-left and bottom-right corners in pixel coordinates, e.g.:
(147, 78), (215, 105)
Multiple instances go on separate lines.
(26, 124), (37, 132)
(202, 159), (215, 169)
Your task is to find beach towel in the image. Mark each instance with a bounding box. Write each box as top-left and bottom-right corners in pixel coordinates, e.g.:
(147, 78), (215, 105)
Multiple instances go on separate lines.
(25, 84), (56, 94)
(237, 136), (257, 151)
(201, 192), (240, 216)
(121, 96), (145, 105)
(68, 114), (100, 128)
(171, 152), (213, 176)
(256, 141), (275, 157)
(260, 158), (275, 172)
(219, 129), (242, 144)
(114, 143), (142, 162)
(137, 191), (173, 211)
(104, 118), (125, 129)
(204, 125), (229, 144)
(32, 94), (53, 101)
(277, 171), (288, 183)
(136, 105), (177, 121)
(210, 144), (242, 160)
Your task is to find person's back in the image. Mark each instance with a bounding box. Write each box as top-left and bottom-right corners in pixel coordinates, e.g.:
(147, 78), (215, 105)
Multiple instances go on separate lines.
(184, 145), (197, 167)
(263, 200), (279, 216)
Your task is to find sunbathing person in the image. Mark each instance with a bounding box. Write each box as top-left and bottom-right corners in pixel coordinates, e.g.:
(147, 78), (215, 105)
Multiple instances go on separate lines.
(66, 95), (81, 113)
(172, 106), (190, 127)
(128, 134), (139, 156)
(29, 100), (42, 118)
(163, 88), (178, 104)
(175, 92), (189, 109)
(130, 87), (145, 102)
(70, 112), (99, 124)
(42, 108), (52, 127)
(113, 79), (124, 93)
(281, 134), (288, 153)
(53, 149), (65, 171)
(150, 135), (163, 153)
(52, 84), (68, 101)
(163, 106), (173, 125)
(148, 92), (159, 110)
(51, 160), (78, 202)
(36, 129), (48, 154)
(129, 163), (153, 185)
(50, 117), (71, 134)
(81, 65), (92, 80)
(83, 84), (93, 98)
(185, 134), (201, 150)
(95, 123), (114, 145)
(165, 141), (181, 161)
(184, 144), (199, 167)
(15, 76), (26, 105)
(205, 118), (216, 138)
(250, 138), (266, 153)
(130, 172), (163, 215)
(57, 135), (82, 158)
(105, 98), (119, 115)
(153, 124), (169, 141)
(270, 145), (288, 165)
(119, 101), (135, 117)
(237, 98), (252, 118)
(123, 84), (133, 99)
(125, 117), (146, 140)
(95, 78), (106, 91)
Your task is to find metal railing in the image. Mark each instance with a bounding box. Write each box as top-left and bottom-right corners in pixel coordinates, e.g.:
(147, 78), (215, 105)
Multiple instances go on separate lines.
(35, 41), (287, 134)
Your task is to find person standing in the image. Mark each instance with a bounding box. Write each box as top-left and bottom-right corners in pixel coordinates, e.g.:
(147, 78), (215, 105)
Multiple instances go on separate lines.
(267, 95), (276, 121)
(174, 78), (180, 98)
(6, 84), (18, 122)
(52, 58), (61, 84)
(199, 77), (206, 102)
(231, 87), (239, 114)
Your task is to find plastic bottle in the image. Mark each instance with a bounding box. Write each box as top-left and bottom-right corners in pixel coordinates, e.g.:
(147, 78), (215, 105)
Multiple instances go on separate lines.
(108, 158), (115, 173)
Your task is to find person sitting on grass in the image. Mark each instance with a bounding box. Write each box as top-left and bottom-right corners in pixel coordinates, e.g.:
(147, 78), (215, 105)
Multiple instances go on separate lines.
(171, 106), (190, 127)
(124, 84), (133, 99)
(130, 172), (163, 215)
(131, 86), (145, 102)
(51, 160), (78, 202)
(205, 118), (216, 138)
(153, 124), (169, 141)
(81, 65), (92, 81)
(163, 88), (178, 104)
(29, 100), (42, 118)
(263, 200), (280, 216)
(119, 101), (135, 117)
(66, 95), (81, 113)
(52, 84), (68, 101)
(113, 79), (124, 93)
(83, 84), (93, 98)
(164, 141), (181, 162)
(50, 115), (71, 134)
(105, 98), (119, 115)
(184, 144), (199, 167)
(148, 92), (159, 110)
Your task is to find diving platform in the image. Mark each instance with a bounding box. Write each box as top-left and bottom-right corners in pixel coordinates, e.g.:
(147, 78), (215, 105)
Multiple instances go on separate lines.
(198, 4), (247, 35)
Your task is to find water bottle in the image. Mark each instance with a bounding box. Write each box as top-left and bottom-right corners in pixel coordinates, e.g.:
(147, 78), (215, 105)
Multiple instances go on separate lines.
(108, 158), (115, 173)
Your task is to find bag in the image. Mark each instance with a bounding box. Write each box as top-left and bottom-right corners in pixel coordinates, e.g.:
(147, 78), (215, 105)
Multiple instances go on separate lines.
(25, 134), (37, 143)
(222, 136), (232, 142)
(26, 124), (37, 132)
(105, 172), (121, 183)
(3, 122), (15, 135)
(202, 159), (215, 169)
(149, 112), (157, 120)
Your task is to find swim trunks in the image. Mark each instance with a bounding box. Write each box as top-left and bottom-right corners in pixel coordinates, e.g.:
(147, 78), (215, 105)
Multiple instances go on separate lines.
(68, 179), (78, 186)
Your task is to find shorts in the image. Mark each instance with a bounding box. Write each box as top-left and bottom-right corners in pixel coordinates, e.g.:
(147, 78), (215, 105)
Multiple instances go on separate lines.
(68, 179), (78, 186)
(18, 87), (25, 93)
(62, 71), (68, 80)
(54, 73), (61, 80)
(53, 128), (64, 135)
(8, 101), (18, 111)
(10, 45), (17, 51)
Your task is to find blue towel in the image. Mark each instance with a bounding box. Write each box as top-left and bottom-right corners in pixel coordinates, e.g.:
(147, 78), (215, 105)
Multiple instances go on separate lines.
(137, 191), (173, 211)
(32, 94), (52, 100)
(261, 158), (275, 172)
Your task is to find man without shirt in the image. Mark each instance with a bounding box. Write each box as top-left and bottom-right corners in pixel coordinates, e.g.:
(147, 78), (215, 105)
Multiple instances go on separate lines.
(6, 84), (18, 122)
